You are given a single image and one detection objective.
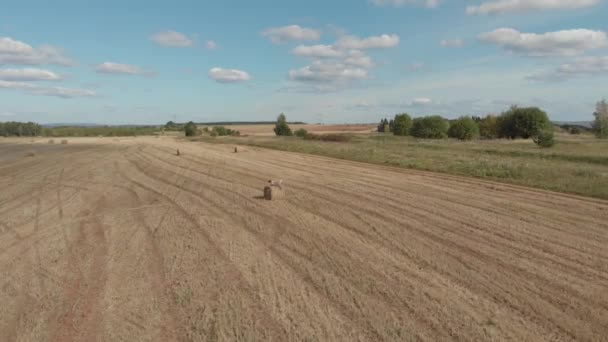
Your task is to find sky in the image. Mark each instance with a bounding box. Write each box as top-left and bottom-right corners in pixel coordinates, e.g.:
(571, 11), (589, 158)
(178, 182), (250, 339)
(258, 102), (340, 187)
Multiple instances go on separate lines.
(0, 0), (607, 124)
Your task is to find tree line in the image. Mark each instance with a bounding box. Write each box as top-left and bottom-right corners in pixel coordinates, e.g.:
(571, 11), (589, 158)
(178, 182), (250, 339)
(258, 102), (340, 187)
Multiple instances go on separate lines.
(0, 122), (160, 137)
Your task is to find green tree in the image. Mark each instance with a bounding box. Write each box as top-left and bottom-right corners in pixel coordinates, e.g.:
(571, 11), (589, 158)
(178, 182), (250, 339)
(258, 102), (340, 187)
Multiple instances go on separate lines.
(294, 128), (308, 137)
(593, 99), (608, 138)
(274, 113), (293, 136)
(479, 115), (499, 139)
(184, 121), (198, 137)
(448, 116), (480, 140)
(392, 113), (412, 136)
(410, 116), (450, 139)
(498, 106), (550, 139)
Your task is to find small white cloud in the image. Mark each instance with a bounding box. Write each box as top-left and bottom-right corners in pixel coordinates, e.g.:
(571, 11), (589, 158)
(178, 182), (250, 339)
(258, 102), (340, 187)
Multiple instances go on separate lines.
(95, 62), (151, 76)
(0, 68), (61, 81)
(412, 97), (432, 105)
(0, 37), (73, 66)
(370, 0), (440, 8)
(262, 25), (321, 44)
(344, 50), (375, 68)
(291, 44), (343, 58)
(206, 40), (217, 50)
(288, 60), (368, 84)
(467, 0), (599, 15)
(336, 34), (400, 50)
(528, 56), (608, 81)
(0, 80), (95, 98)
(208, 67), (251, 83)
(440, 39), (465, 48)
(151, 30), (193, 47)
(479, 28), (607, 56)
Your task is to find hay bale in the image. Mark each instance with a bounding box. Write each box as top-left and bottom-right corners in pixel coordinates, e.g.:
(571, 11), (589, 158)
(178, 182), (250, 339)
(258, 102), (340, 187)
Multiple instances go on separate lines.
(234, 147), (238, 153)
(25, 151), (35, 157)
(61, 139), (68, 144)
(176, 149), (181, 156)
(263, 186), (285, 200)
(48, 139), (55, 144)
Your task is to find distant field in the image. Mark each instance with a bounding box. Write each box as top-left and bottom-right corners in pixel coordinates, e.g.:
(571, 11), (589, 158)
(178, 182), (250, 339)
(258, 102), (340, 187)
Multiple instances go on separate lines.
(198, 132), (608, 199)
(199, 123), (377, 136)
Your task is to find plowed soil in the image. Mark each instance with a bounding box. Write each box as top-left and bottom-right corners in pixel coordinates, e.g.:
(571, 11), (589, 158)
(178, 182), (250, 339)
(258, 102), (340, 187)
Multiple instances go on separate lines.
(1, 137), (607, 341)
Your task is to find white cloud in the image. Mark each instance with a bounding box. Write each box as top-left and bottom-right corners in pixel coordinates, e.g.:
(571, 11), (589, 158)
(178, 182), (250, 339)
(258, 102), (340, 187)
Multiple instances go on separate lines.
(0, 68), (61, 81)
(370, 0), (440, 8)
(206, 40), (217, 50)
(150, 31), (193, 47)
(528, 56), (608, 81)
(262, 25), (321, 44)
(288, 60), (368, 83)
(344, 50), (375, 68)
(291, 44), (343, 58)
(0, 37), (73, 66)
(336, 34), (400, 49)
(440, 39), (465, 48)
(95, 62), (152, 76)
(0, 80), (95, 98)
(479, 28), (608, 56)
(208, 67), (251, 83)
(411, 97), (432, 105)
(467, 0), (599, 15)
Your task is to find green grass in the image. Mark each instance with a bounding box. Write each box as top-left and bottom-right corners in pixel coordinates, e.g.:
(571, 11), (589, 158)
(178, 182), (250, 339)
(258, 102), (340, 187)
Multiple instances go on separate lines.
(193, 133), (608, 200)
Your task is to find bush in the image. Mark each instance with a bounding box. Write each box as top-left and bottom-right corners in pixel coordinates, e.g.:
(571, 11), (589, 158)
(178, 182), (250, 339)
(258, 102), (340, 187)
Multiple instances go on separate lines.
(392, 113), (412, 136)
(479, 115), (499, 139)
(184, 121), (198, 137)
(533, 128), (555, 148)
(498, 106), (550, 139)
(303, 133), (351, 142)
(448, 116), (479, 140)
(569, 127), (582, 135)
(410, 116), (449, 139)
(294, 128), (308, 137)
(274, 113), (293, 136)
(593, 99), (608, 138)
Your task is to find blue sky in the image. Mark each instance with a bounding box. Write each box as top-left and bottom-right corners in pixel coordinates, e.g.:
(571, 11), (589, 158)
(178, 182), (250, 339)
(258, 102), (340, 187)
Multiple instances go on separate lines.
(0, 0), (607, 124)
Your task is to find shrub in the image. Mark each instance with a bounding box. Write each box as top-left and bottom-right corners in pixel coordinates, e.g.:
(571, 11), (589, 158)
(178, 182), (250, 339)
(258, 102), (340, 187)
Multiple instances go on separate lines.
(377, 118), (388, 133)
(533, 128), (555, 148)
(448, 116), (479, 140)
(303, 133), (351, 142)
(498, 106), (550, 139)
(392, 113), (412, 136)
(410, 115), (449, 139)
(479, 115), (499, 139)
(294, 128), (308, 137)
(274, 113), (293, 136)
(184, 121), (198, 137)
(569, 127), (582, 135)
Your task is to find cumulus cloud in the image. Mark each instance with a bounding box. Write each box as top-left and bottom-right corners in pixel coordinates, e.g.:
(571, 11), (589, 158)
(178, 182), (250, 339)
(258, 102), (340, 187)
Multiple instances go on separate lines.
(0, 37), (73, 66)
(336, 34), (400, 49)
(467, 0), (599, 15)
(150, 31), (193, 47)
(479, 28), (607, 56)
(411, 97), (432, 105)
(440, 39), (465, 48)
(0, 68), (61, 81)
(0, 80), (95, 98)
(206, 40), (217, 50)
(288, 60), (368, 84)
(291, 44), (343, 58)
(370, 0), (440, 8)
(208, 67), (251, 83)
(262, 25), (321, 44)
(95, 62), (153, 76)
(528, 56), (608, 81)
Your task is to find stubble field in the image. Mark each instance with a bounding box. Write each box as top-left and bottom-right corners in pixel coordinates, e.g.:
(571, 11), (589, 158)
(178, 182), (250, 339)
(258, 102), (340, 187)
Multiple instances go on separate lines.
(1, 137), (607, 341)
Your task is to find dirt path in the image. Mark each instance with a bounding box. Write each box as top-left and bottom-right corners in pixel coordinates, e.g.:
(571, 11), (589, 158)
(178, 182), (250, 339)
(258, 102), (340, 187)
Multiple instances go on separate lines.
(0, 137), (607, 341)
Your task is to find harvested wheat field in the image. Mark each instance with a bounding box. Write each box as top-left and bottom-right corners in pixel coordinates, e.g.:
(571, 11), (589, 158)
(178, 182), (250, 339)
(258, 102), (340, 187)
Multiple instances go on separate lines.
(1, 137), (607, 341)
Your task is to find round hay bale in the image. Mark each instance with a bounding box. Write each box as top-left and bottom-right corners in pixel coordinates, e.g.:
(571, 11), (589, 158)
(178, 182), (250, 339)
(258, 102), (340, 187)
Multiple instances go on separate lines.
(48, 139), (55, 144)
(263, 186), (285, 201)
(264, 186), (272, 200)
(61, 139), (68, 144)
